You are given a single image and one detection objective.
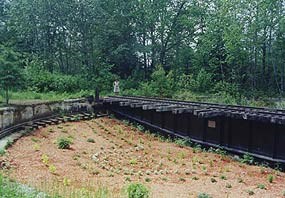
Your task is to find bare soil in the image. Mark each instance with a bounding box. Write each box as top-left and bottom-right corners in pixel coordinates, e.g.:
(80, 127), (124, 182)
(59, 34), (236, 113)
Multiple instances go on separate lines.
(1, 117), (285, 198)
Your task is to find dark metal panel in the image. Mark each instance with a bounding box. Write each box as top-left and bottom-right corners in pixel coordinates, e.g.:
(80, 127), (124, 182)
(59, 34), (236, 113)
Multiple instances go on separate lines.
(189, 115), (204, 140)
(228, 119), (250, 151)
(251, 122), (275, 157)
(275, 125), (285, 159)
(152, 111), (164, 128)
(176, 113), (190, 136)
(164, 112), (176, 132)
(142, 110), (152, 123)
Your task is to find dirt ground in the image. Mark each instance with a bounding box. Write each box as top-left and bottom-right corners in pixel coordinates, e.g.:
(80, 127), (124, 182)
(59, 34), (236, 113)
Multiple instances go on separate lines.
(1, 117), (285, 198)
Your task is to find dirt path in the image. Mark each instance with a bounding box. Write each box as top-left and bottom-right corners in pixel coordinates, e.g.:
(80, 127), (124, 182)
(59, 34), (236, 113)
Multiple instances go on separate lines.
(1, 117), (285, 197)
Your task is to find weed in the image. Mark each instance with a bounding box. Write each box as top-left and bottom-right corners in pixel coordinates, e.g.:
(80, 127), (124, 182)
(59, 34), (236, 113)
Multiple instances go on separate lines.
(33, 143), (40, 151)
(220, 175), (227, 180)
(31, 137), (40, 143)
(179, 178), (186, 182)
(214, 148), (227, 156)
(5, 140), (13, 149)
(211, 178), (217, 183)
(241, 153), (254, 165)
(87, 138), (95, 143)
(178, 152), (186, 160)
(41, 154), (49, 166)
(130, 158), (137, 165)
(267, 174), (274, 183)
(174, 138), (191, 147)
(49, 164), (56, 174)
(193, 144), (202, 153)
(257, 184), (266, 190)
(247, 190), (254, 196)
(56, 137), (72, 149)
(145, 178), (151, 182)
(63, 178), (71, 186)
(125, 177), (131, 182)
(237, 178), (243, 183)
(123, 120), (130, 126)
(0, 149), (6, 156)
(192, 176), (199, 180)
(226, 183), (232, 188)
(136, 125), (145, 132)
(198, 193), (212, 198)
(127, 183), (149, 198)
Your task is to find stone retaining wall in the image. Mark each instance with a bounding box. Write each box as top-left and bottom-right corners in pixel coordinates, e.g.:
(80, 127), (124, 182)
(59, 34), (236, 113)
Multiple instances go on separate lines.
(0, 98), (93, 130)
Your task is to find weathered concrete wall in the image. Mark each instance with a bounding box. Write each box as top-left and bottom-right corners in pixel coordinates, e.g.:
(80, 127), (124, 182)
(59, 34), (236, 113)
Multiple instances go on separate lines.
(0, 98), (93, 130)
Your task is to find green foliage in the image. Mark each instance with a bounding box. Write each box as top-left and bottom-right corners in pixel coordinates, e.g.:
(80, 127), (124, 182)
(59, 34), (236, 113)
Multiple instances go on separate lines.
(0, 174), (47, 197)
(267, 174), (274, 183)
(87, 138), (95, 143)
(0, 45), (24, 104)
(25, 67), (87, 93)
(241, 153), (254, 165)
(57, 137), (72, 149)
(174, 138), (191, 147)
(127, 183), (149, 198)
(198, 193), (212, 198)
(140, 65), (175, 97)
(188, 69), (213, 93)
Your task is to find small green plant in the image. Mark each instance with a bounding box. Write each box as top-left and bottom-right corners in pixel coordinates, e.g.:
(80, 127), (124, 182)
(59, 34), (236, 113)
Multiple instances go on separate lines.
(267, 174), (274, 183)
(226, 183), (232, 188)
(241, 153), (254, 165)
(31, 137), (40, 143)
(198, 193), (212, 198)
(33, 143), (40, 151)
(179, 178), (186, 182)
(130, 158), (137, 165)
(125, 177), (131, 182)
(63, 177), (71, 186)
(57, 137), (72, 149)
(136, 125), (145, 132)
(237, 178), (243, 183)
(0, 149), (6, 156)
(127, 183), (149, 198)
(41, 154), (49, 166)
(87, 138), (95, 143)
(145, 178), (151, 182)
(174, 138), (191, 147)
(220, 175), (227, 180)
(210, 178), (217, 183)
(247, 190), (254, 196)
(5, 140), (13, 149)
(257, 184), (266, 190)
(192, 176), (199, 180)
(49, 164), (56, 174)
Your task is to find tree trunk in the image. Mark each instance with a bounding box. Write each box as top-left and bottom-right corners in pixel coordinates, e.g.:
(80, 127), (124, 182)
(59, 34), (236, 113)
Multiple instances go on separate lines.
(5, 88), (9, 105)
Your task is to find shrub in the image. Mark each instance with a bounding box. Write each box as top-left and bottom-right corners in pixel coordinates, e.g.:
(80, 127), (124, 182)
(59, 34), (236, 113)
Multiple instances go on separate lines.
(127, 183), (149, 198)
(57, 137), (72, 149)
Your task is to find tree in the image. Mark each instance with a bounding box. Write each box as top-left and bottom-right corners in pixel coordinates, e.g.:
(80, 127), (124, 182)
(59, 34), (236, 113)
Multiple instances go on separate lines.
(0, 46), (23, 104)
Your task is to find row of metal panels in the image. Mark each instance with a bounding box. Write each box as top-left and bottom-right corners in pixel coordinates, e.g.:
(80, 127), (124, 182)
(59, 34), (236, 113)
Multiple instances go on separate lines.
(108, 104), (285, 162)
